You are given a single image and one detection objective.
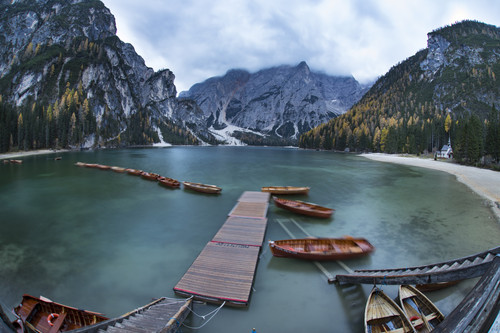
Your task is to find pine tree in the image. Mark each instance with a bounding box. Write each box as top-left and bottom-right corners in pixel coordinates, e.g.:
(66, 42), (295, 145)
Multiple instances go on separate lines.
(485, 105), (500, 163)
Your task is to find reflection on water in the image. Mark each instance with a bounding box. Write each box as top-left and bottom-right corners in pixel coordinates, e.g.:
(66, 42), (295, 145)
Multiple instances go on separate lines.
(0, 147), (498, 332)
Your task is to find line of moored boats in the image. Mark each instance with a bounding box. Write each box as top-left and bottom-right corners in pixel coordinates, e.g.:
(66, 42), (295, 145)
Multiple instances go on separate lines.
(74, 162), (222, 194)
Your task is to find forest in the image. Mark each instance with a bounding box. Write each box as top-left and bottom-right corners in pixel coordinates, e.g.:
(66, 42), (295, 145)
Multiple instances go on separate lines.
(299, 21), (500, 167)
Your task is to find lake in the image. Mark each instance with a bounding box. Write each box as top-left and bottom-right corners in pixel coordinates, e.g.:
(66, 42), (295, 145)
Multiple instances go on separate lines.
(0, 147), (499, 332)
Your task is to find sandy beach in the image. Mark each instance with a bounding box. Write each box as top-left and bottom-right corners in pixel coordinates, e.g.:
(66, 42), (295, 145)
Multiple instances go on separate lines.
(360, 153), (500, 222)
(0, 149), (69, 160)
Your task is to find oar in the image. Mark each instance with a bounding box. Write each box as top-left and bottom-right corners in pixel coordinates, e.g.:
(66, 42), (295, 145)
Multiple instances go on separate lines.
(418, 306), (432, 331)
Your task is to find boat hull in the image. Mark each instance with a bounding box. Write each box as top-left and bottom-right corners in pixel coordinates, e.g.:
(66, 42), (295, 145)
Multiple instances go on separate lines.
(12, 294), (108, 333)
(273, 197), (333, 218)
(261, 186), (309, 195)
(398, 285), (445, 332)
(365, 287), (416, 333)
(158, 177), (180, 188)
(268, 237), (375, 261)
(183, 181), (221, 194)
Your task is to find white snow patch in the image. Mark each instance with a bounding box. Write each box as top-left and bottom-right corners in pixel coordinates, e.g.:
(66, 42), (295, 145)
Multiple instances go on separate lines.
(209, 124), (265, 146)
(153, 126), (172, 147)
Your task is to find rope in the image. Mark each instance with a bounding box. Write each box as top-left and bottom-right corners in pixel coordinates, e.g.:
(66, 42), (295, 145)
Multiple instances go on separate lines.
(182, 301), (226, 330)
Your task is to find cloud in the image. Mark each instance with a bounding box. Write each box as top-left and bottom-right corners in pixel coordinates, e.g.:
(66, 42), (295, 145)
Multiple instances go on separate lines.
(101, 0), (500, 93)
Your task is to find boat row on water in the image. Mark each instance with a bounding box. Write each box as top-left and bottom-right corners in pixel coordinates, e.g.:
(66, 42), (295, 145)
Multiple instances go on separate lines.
(75, 162), (221, 193)
(365, 285), (445, 333)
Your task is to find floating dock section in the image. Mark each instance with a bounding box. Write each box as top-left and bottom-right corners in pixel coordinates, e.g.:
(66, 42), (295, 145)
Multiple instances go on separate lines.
(174, 191), (270, 307)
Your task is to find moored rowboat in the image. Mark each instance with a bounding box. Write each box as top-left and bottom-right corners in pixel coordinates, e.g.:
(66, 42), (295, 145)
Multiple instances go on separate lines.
(110, 166), (126, 173)
(273, 196), (333, 218)
(158, 176), (180, 188)
(140, 172), (160, 181)
(398, 285), (444, 332)
(183, 181), (221, 194)
(12, 294), (108, 333)
(261, 186), (310, 195)
(268, 236), (375, 261)
(126, 168), (142, 176)
(365, 287), (416, 333)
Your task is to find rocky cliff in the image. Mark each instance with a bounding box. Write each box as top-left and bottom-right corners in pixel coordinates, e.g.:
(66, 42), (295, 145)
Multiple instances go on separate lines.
(180, 61), (369, 144)
(0, 0), (203, 151)
(300, 20), (500, 155)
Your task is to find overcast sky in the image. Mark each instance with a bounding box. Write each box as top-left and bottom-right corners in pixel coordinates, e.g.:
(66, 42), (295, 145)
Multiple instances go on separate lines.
(100, 0), (500, 94)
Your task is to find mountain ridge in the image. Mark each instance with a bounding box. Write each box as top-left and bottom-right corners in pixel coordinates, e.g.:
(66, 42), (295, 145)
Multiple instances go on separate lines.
(300, 20), (500, 164)
(180, 61), (370, 145)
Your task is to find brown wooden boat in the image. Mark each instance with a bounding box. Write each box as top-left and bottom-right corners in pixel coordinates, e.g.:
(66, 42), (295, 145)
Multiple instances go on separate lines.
(158, 176), (180, 188)
(126, 168), (143, 176)
(268, 236), (375, 261)
(261, 186), (310, 195)
(140, 172), (160, 181)
(96, 164), (111, 170)
(272, 196), (334, 218)
(12, 294), (108, 333)
(183, 181), (221, 194)
(365, 287), (416, 333)
(110, 166), (126, 173)
(398, 285), (445, 332)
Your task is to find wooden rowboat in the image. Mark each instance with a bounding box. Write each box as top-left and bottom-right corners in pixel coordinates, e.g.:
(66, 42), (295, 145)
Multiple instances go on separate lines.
(273, 196), (334, 218)
(398, 285), (444, 332)
(96, 164), (111, 170)
(183, 181), (221, 194)
(12, 294), (108, 333)
(261, 186), (310, 195)
(110, 166), (126, 173)
(158, 176), (180, 188)
(365, 287), (416, 333)
(140, 172), (160, 181)
(126, 168), (142, 176)
(268, 236), (375, 261)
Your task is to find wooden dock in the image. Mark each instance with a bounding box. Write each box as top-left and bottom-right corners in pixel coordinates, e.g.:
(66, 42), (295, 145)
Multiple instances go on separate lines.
(432, 255), (500, 333)
(69, 297), (192, 333)
(173, 191), (270, 307)
(334, 245), (500, 285)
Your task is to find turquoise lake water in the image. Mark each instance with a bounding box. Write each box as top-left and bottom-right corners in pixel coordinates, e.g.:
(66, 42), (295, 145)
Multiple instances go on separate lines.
(0, 147), (499, 332)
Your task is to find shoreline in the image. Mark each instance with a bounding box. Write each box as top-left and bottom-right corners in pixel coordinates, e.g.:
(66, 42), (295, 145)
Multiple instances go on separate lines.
(360, 153), (500, 222)
(0, 149), (70, 160)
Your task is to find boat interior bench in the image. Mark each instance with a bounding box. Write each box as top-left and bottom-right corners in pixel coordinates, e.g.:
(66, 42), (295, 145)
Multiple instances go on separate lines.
(305, 244), (334, 252)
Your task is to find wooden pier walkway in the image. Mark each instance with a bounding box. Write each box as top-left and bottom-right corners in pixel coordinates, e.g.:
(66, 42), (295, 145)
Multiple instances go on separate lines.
(334, 245), (500, 285)
(70, 297), (192, 333)
(173, 191), (270, 307)
(433, 255), (500, 333)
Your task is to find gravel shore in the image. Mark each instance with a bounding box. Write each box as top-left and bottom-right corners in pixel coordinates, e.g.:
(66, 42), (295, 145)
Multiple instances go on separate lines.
(360, 153), (500, 222)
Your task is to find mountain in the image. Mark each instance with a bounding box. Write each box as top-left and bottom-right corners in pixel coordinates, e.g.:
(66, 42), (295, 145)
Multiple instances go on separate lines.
(300, 20), (500, 162)
(0, 0), (213, 152)
(179, 62), (370, 145)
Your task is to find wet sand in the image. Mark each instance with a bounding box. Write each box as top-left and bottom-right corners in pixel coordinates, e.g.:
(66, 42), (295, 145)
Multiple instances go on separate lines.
(0, 149), (69, 160)
(360, 153), (500, 222)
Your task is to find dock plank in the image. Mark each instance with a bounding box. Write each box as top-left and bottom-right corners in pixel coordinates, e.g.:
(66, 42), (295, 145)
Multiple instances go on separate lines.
(212, 216), (267, 246)
(228, 201), (268, 218)
(174, 242), (260, 306)
(238, 191), (270, 203)
(173, 191), (269, 307)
